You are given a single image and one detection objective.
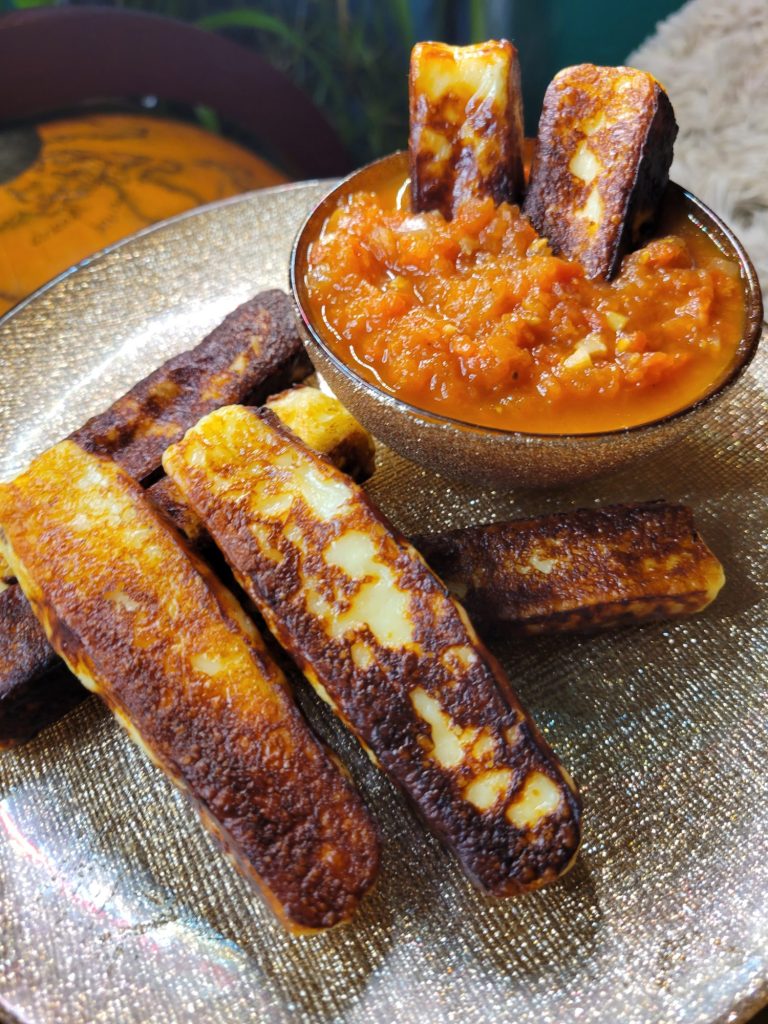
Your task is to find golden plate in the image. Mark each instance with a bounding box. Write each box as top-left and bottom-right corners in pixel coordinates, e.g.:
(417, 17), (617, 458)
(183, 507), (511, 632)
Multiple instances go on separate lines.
(0, 183), (766, 1024)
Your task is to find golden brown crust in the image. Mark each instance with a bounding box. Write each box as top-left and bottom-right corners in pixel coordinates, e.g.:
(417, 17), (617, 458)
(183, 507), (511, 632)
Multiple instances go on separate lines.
(70, 290), (311, 482)
(0, 292), (313, 747)
(414, 502), (724, 636)
(0, 386), (375, 748)
(409, 40), (525, 218)
(0, 550), (12, 583)
(164, 405), (581, 896)
(523, 64), (677, 279)
(146, 387), (377, 550)
(0, 441), (379, 931)
(146, 475), (211, 547)
(0, 489), (724, 749)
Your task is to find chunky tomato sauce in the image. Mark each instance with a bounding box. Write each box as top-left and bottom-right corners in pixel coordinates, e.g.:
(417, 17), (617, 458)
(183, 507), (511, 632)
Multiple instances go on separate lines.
(304, 168), (745, 434)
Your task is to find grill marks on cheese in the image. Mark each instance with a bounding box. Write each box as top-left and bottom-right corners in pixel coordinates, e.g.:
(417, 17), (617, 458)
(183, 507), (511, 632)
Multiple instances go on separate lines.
(0, 441), (379, 932)
(164, 406), (581, 895)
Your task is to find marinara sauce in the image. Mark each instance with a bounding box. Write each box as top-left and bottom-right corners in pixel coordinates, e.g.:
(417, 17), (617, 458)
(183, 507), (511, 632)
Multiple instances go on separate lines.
(304, 167), (744, 434)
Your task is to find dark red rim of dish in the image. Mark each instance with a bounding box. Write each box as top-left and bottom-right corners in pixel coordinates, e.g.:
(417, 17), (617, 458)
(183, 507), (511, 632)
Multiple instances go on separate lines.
(290, 151), (764, 443)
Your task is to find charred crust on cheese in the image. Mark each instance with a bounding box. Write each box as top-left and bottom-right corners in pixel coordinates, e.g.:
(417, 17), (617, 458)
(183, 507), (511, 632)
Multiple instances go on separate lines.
(0, 287), (311, 749)
(415, 502), (724, 637)
(147, 475), (211, 548)
(70, 290), (311, 482)
(0, 386), (375, 749)
(409, 40), (525, 219)
(0, 442), (379, 930)
(523, 64), (678, 279)
(164, 405), (582, 896)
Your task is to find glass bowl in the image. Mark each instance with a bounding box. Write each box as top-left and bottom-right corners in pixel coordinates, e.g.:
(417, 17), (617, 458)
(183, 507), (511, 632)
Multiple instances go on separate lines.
(290, 153), (763, 490)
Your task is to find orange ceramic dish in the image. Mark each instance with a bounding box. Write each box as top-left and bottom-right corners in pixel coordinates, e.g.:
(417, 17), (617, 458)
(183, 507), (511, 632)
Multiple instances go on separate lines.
(304, 164), (745, 434)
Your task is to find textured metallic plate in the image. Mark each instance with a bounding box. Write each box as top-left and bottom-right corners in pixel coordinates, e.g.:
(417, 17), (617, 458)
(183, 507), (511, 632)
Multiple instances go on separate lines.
(0, 183), (766, 1024)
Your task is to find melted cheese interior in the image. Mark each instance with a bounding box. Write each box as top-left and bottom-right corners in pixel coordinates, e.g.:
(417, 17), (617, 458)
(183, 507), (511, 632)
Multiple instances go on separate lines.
(411, 40), (516, 184)
(324, 532), (413, 646)
(465, 769), (513, 811)
(414, 42), (509, 109)
(265, 386), (373, 477)
(410, 686), (479, 768)
(506, 772), (563, 829)
(555, 66), (658, 242)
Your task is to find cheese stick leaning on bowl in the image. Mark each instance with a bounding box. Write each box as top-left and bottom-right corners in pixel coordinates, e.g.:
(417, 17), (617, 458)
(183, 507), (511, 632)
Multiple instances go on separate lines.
(0, 441), (380, 932)
(410, 45), (676, 281)
(0, 385), (375, 750)
(163, 406), (582, 895)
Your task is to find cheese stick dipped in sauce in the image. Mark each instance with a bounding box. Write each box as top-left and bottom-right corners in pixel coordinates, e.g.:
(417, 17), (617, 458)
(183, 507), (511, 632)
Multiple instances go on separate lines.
(0, 441), (379, 932)
(409, 40), (525, 218)
(524, 64), (677, 279)
(164, 406), (582, 896)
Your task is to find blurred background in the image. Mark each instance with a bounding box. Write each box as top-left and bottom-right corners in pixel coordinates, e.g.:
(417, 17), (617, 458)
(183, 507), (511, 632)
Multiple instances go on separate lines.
(0, 0), (685, 165)
(0, 0), (687, 314)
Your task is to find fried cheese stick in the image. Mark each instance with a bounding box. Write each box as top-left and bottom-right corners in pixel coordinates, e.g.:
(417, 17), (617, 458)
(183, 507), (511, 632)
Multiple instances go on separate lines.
(164, 406), (582, 896)
(71, 289), (310, 480)
(265, 386), (376, 484)
(523, 64), (677, 279)
(0, 292), (312, 747)
(149, 386), (376, 549)
(409, 40), (525, 219)
(141, 493), (727, 640)
(0, 386), (375, 749)
(414, 503), (725, 636)
(1, 488), (725, 749)
(0, 441), (379, 932)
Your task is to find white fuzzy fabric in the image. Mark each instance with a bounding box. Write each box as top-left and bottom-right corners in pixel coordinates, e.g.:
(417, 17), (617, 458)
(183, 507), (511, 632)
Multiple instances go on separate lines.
(628, 0), (768, 303)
